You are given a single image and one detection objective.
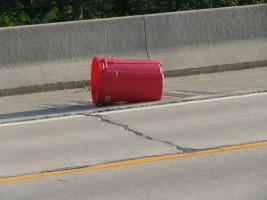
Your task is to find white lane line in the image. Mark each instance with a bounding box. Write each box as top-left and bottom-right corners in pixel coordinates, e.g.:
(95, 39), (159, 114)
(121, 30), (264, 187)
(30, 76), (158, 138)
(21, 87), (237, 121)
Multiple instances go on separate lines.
(0, 115), (85, 127)
(92, 92), (267, 115)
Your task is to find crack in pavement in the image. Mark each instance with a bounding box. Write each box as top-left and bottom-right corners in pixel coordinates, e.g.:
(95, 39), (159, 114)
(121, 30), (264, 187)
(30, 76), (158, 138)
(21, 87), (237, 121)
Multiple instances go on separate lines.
(91, 114), (199, 153)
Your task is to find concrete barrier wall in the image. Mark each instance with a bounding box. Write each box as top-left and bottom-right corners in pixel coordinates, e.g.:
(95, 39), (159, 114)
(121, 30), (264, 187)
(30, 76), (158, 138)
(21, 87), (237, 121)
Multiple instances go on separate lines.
(145, 4), (267, 71)
(0, 4), (266, 91)
(0, 16), (148, 90)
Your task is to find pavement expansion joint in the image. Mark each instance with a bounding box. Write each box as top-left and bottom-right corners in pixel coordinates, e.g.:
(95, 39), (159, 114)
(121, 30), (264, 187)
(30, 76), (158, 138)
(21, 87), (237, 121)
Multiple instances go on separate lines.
(91, 114), (197, 153)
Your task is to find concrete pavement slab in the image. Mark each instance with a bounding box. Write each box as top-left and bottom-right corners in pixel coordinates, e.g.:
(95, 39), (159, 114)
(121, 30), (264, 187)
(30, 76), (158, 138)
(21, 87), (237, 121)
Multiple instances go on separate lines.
(0, 115), (178, 177)
(1, 145), (266, 200)
(103, 93), (267, 150)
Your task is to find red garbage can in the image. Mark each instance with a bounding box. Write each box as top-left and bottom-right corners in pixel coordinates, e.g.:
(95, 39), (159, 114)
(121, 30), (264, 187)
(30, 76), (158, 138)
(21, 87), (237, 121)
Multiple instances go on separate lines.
(91, 57), (164, 106)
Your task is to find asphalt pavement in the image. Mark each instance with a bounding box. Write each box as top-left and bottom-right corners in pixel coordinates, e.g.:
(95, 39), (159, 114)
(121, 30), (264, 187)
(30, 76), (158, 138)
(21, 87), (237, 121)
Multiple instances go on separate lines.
(1, 67), (267, 199)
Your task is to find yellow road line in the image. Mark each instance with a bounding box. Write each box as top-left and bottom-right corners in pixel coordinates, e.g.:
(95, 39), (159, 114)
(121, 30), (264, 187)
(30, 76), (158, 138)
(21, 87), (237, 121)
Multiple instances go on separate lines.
(1, 141), (267, 183)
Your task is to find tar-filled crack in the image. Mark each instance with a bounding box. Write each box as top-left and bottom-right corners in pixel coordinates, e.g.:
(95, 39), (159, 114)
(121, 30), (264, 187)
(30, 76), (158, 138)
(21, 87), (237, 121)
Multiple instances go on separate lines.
(92, 114), (199, 153)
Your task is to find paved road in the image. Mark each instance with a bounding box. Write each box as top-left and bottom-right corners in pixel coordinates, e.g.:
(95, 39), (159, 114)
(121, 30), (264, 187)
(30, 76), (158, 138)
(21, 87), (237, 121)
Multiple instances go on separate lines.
(1, 92), (267, 199)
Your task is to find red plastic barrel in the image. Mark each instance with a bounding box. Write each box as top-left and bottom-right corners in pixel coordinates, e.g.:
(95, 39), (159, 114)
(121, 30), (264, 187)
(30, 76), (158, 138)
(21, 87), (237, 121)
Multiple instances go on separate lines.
(91, 57), (164, 106)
